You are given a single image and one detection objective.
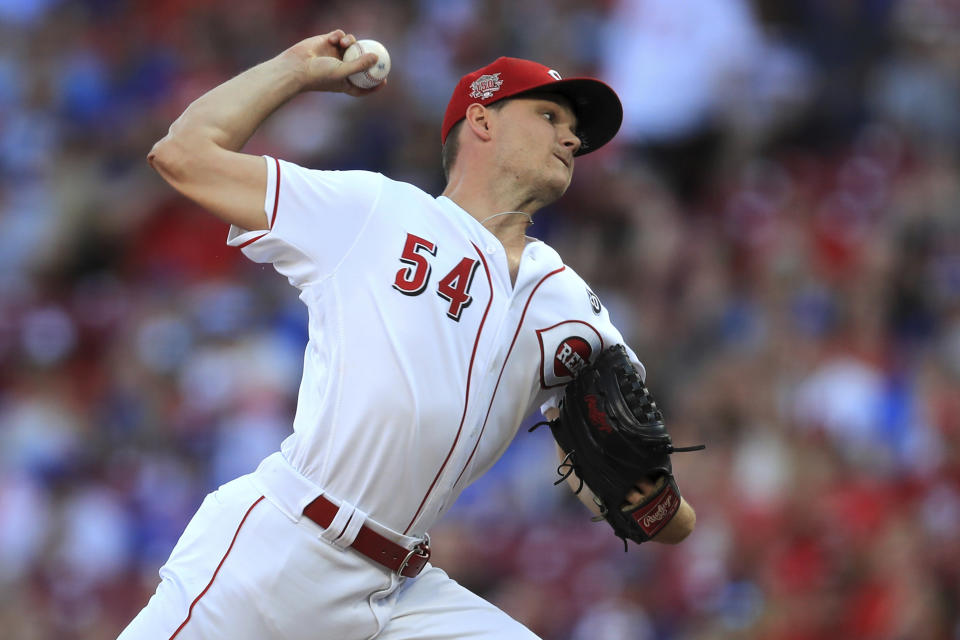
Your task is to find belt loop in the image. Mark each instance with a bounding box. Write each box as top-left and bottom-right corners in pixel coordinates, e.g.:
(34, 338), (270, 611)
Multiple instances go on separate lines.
(320, 502), (357, 549)
(335, 507), (367, 547)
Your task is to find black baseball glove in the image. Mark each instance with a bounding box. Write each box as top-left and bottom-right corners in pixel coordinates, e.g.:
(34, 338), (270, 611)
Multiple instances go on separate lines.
(537, 344), (704, 548)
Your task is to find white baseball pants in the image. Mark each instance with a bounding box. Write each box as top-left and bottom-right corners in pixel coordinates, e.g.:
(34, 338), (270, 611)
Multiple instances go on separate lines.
(117, 462), (539, 639)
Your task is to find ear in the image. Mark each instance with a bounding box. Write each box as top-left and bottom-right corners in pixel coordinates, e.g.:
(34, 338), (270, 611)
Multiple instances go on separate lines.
(463, 103), (493, 143)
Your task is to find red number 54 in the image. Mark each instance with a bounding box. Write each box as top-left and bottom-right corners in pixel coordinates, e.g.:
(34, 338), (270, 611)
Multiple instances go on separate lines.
(393, 233), (479, 321)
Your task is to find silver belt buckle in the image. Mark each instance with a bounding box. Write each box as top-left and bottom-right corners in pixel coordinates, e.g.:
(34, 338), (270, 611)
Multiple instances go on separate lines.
(397, 533), (431, 576)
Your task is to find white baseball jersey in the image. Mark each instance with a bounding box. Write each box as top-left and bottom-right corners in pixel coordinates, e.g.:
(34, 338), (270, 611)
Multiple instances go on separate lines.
(226, 156), (642, 538)
(121, 156), (643, 640)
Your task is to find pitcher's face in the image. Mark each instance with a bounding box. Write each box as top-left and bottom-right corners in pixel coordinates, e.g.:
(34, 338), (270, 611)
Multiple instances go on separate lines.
(490, 94), (581, 203)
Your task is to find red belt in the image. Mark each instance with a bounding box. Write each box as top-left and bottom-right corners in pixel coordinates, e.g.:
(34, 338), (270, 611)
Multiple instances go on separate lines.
(302, 495), (431, 578)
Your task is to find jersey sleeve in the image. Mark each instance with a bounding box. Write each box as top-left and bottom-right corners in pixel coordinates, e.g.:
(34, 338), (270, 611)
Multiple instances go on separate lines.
(226, 156), (384, 288)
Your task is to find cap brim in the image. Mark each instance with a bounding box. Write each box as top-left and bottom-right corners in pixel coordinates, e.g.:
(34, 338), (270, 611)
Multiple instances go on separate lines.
(524, 78), (623, 156)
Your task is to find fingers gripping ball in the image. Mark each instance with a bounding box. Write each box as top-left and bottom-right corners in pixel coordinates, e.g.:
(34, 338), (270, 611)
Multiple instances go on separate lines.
(543, 345), (705, 547)
(343, 39), (391, 89)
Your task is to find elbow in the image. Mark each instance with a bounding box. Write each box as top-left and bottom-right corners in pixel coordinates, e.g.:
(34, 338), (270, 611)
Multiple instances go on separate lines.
(148, 133), (214, 190)
(147, 134), (187, 181)
(146, 139), (163, 171)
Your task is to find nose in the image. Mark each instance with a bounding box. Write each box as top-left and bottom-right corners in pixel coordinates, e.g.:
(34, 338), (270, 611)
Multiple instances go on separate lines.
(561, 126), (581, 155)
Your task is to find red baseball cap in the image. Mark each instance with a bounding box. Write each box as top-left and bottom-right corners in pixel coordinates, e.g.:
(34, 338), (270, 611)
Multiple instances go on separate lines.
(441, 57), (623, 156)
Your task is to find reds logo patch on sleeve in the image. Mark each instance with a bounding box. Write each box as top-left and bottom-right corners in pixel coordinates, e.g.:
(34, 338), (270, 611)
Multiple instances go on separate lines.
(555, 336), (591, 378)
(536, 321), (604, 389)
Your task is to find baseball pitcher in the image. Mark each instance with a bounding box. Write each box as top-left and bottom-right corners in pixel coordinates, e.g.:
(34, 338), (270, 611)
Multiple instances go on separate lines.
(120, 29), (700, 640)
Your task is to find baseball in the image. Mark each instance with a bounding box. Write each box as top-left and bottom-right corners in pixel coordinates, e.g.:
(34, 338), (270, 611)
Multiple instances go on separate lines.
(343, 39), (391, 89)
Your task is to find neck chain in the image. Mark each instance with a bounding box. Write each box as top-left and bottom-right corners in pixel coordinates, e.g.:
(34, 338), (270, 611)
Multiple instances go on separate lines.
(479, 211), (533, 226)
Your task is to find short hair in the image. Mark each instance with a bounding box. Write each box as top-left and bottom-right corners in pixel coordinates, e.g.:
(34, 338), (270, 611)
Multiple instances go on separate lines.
(441, 120), (463, 183)
(441, 100), (509, 183)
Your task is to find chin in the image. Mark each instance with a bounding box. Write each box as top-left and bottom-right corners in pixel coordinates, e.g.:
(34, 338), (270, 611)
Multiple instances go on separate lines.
(532, 181), (567, 206)
(548, 174), (572, 200)
(539, 166), (572, 196)
(517, 165), (571, 206)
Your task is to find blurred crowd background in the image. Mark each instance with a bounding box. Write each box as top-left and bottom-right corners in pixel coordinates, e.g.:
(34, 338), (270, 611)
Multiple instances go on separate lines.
(1, 0), (959, 638)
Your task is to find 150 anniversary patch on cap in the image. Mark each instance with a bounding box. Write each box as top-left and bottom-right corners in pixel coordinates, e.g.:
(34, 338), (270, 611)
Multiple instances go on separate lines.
(469, 73), (503, 99)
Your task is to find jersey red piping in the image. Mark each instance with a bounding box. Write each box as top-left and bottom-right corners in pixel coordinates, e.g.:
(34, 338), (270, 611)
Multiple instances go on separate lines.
(403, 243), (494, 535)
(236, 156), (282, 249)
(169, 496), (265, 639)
(451, 266), (567, 489)
(237, 232), (267, 249)
(269, 157), (280, 227)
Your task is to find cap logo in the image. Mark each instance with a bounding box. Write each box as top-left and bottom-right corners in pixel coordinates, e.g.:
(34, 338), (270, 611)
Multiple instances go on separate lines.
(548, 69), (562, 80)
(469, 73), (503, 100)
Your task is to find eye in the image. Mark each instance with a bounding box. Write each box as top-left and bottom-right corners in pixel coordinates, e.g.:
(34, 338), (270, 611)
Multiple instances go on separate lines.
(542, 110), (556, 122)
